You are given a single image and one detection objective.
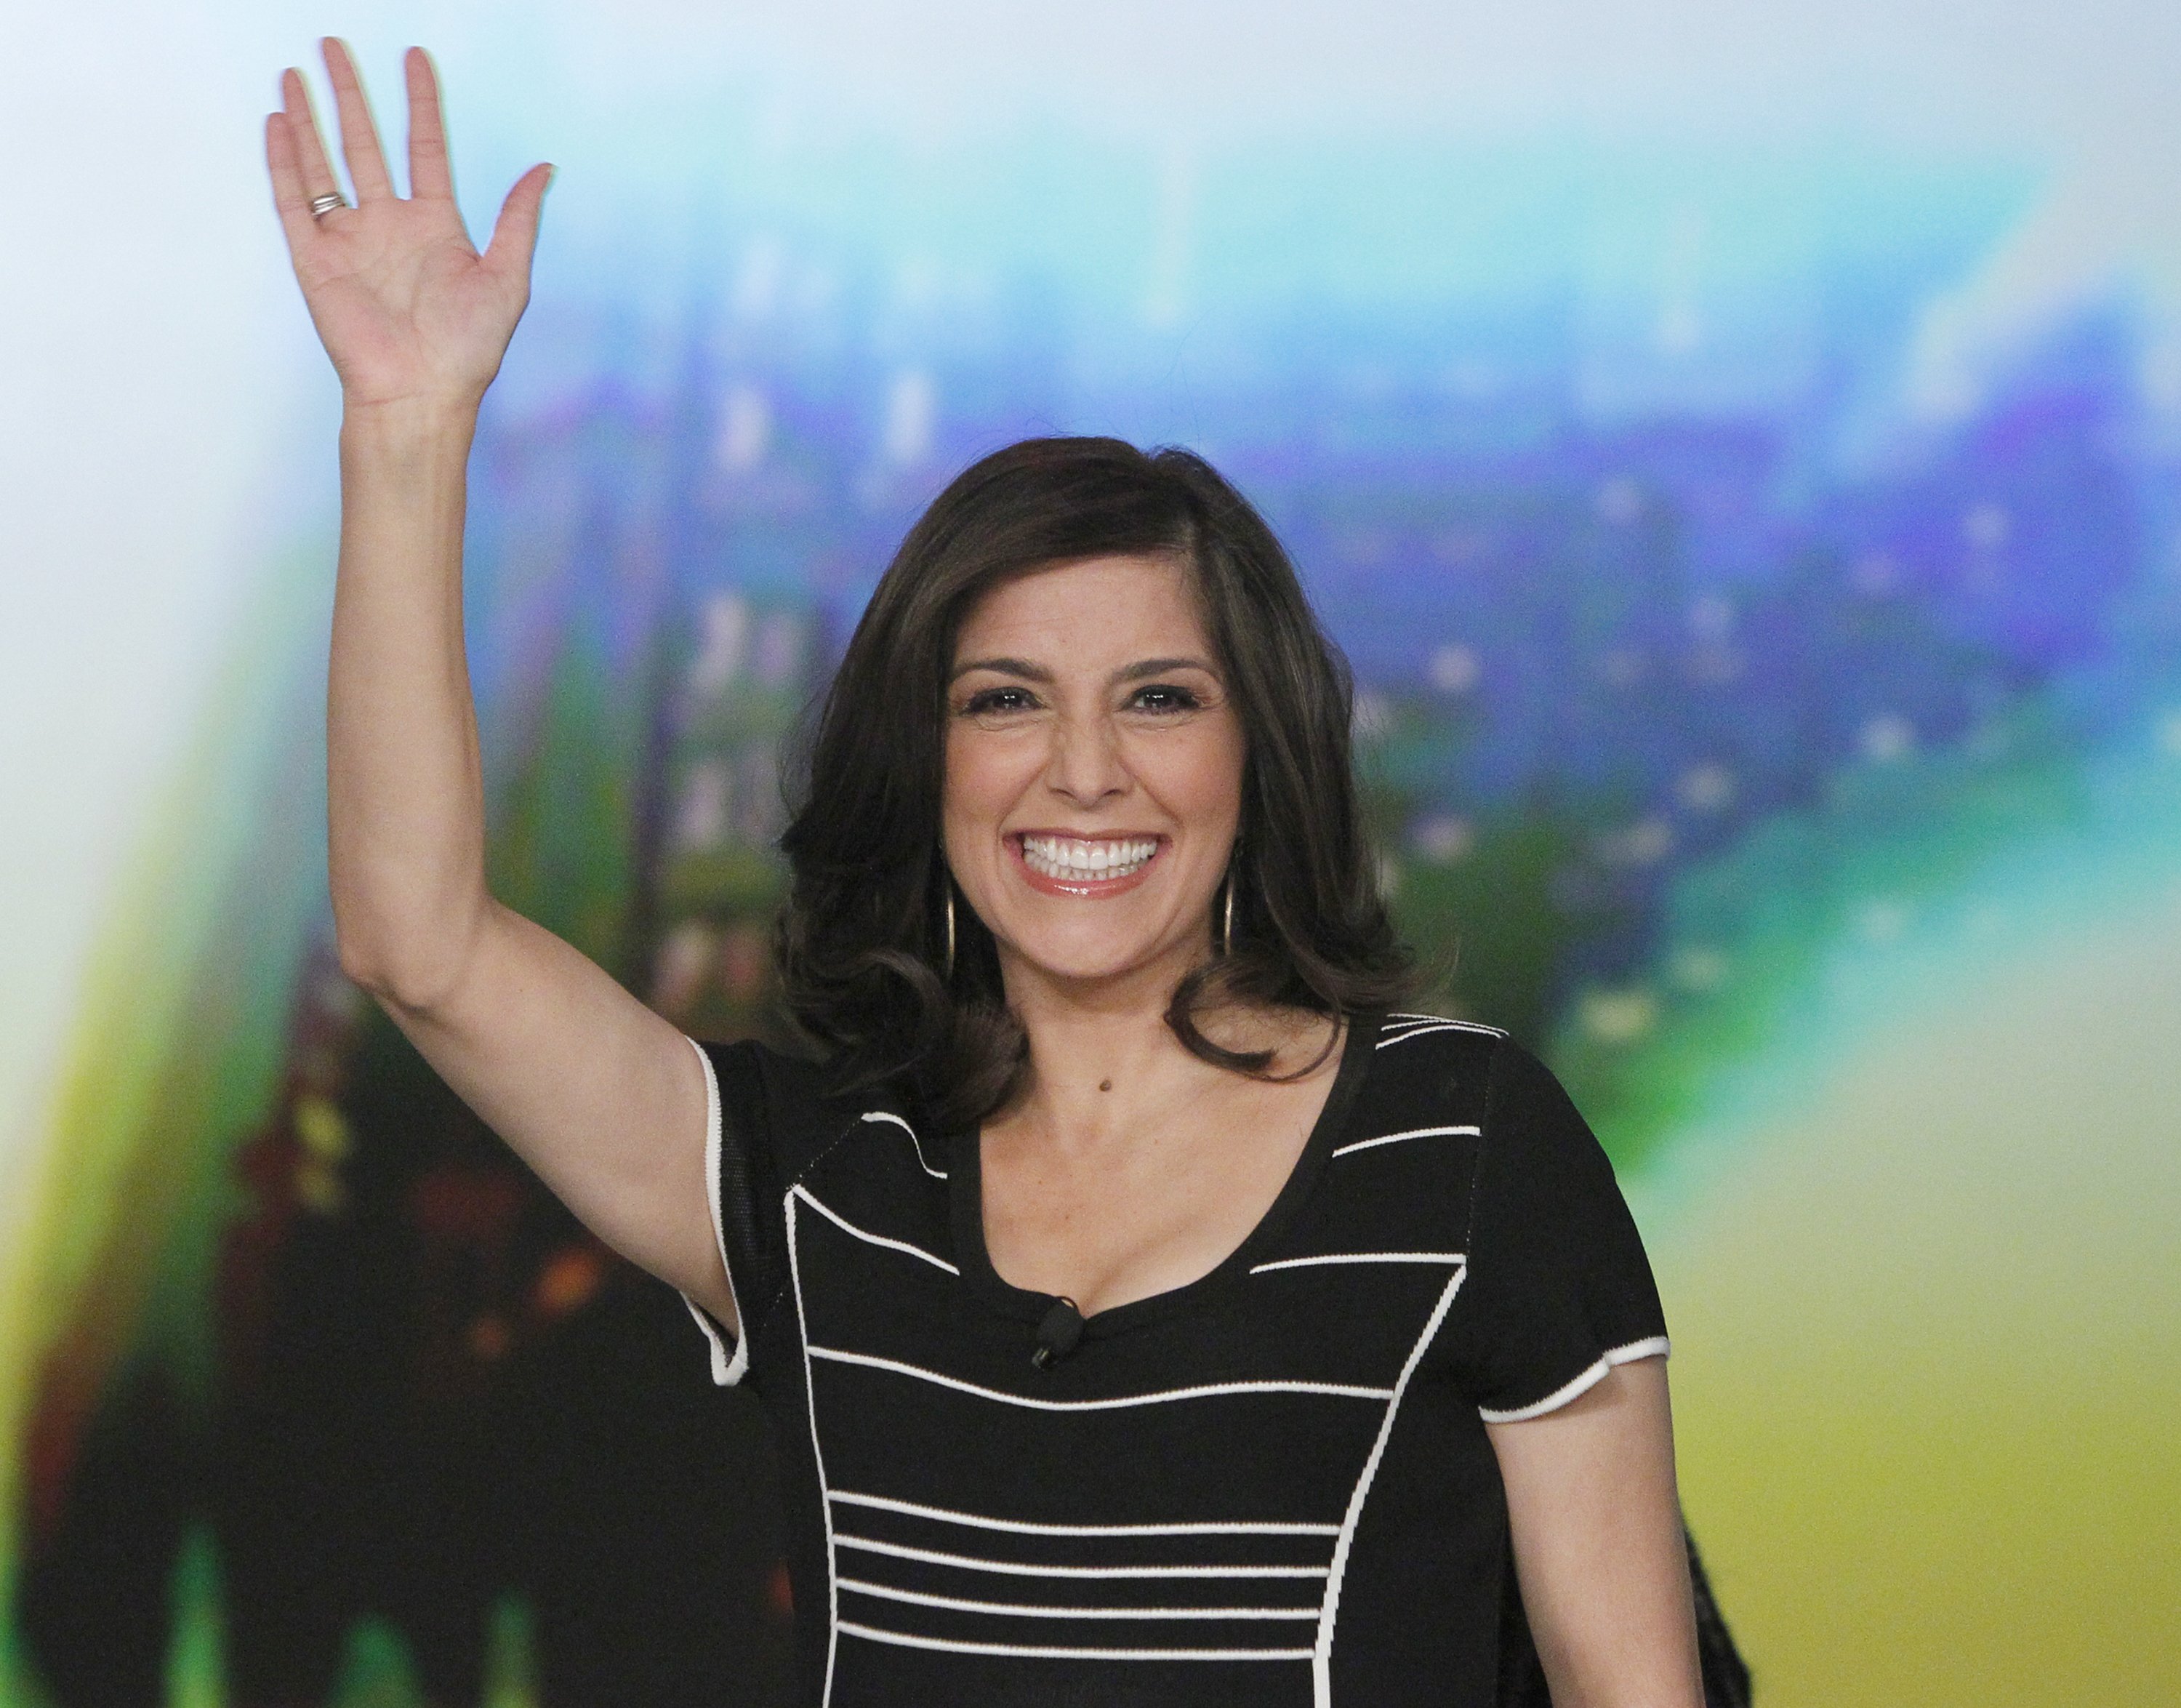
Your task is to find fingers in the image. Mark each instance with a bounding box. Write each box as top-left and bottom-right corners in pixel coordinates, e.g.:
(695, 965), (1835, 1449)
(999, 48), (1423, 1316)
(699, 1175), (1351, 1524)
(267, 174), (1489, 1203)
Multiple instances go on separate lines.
(404, 47), (455, 203)
(483, 162), (554, 285)
(279, 66), (344, 207)
(264, 111), (323, 255)
(321, 36), (395, 202)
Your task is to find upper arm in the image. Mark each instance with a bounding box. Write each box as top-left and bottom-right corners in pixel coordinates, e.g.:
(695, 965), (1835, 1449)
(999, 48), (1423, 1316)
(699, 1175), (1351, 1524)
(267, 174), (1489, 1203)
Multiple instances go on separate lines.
(1487, 1358), (1700, 1708)
(371, 897), (736, 1331)
(1445, 1036), (1672, 1419)
(1435, 1035), (1692, 1701)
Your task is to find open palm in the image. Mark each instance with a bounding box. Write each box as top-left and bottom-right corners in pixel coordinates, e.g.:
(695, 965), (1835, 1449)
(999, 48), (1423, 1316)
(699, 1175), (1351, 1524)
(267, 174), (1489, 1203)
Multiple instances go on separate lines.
(266, 40), (550, 410)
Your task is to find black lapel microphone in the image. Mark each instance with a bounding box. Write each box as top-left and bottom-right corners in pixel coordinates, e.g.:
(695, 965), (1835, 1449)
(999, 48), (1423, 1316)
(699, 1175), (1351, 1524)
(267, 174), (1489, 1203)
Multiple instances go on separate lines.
(1032, 1296), (1085, 1370)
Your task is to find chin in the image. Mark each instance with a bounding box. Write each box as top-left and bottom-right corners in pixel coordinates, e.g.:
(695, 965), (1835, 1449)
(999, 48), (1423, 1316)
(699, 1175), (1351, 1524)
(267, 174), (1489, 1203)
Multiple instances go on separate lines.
(1001, 926), (1192, 989)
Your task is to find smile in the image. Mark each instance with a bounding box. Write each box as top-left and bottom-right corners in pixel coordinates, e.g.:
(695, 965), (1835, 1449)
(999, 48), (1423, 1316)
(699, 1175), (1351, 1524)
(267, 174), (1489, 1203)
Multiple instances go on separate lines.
(1021, 833), (1159, 878)
(1012, 833), (1164, 896)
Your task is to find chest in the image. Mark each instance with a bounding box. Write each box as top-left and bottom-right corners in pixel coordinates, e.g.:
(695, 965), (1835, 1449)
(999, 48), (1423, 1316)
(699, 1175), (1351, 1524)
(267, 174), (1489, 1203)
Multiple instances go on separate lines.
(755, 1041), (1509, 1708)
(975, 1069), (1335, 1318)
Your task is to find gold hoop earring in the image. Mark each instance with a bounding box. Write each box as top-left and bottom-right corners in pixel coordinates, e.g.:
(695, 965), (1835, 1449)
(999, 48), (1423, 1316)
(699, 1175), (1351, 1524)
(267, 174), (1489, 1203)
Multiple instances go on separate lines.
(1219, 865), (1237, 956)
(943, 884), (957, 980)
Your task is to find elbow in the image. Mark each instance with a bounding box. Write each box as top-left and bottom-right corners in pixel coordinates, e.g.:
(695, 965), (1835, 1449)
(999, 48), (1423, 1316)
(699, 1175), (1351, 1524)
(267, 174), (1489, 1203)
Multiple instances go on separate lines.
(333, 903), (487, 1018)
(336, 934), (443, 1016)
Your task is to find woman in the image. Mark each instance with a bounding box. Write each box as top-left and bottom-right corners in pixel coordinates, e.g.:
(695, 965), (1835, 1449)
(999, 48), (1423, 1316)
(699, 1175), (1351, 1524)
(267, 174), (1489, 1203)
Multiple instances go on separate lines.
(267, 41), (1718, 1707)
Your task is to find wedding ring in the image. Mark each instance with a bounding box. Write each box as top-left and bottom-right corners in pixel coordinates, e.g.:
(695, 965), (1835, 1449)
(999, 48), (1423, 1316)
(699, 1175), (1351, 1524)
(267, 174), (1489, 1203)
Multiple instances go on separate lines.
(308, 192), (348, 220)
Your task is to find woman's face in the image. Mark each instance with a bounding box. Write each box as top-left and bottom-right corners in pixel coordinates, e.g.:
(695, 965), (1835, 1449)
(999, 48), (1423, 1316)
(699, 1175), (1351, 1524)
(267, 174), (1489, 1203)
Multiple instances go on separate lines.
(943, 553), (1246, 994)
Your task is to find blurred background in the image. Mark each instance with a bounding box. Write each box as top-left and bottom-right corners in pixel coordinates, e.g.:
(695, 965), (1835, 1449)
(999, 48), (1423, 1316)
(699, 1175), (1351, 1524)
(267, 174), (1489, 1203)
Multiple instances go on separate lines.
(4, 1), (2178, 1703)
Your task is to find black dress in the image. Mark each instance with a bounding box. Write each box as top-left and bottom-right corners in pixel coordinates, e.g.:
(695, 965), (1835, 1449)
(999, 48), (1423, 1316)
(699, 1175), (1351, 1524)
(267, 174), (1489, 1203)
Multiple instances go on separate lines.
(681, 1012), (1714, 1708)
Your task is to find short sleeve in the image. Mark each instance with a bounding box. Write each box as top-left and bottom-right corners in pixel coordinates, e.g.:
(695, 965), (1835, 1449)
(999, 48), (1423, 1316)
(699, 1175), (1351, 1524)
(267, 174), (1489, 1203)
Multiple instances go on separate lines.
(678, 1035), (788, 1389)
(1443, 1037), (1668, 1422)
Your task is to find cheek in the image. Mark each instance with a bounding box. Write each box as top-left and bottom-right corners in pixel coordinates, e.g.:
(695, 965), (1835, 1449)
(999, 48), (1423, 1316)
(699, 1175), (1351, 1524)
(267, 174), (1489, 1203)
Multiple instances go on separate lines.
(942, 728), (1027, 835)
(1139, 719), (1247, 822)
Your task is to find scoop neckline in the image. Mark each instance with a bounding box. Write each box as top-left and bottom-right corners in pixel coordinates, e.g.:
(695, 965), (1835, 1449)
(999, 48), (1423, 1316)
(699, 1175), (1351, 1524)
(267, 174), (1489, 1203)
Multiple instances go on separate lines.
(948, 1010), (1381, 1339)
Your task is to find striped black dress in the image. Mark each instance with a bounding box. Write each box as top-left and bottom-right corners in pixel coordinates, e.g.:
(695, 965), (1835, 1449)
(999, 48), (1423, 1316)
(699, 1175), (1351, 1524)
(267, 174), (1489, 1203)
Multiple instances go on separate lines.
(682, 1012), (1669, 1707)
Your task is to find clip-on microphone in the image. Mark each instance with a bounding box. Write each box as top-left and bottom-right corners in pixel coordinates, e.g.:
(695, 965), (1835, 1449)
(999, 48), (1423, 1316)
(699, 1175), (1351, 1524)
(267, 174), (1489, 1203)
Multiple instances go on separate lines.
(1032, 1296), (1085, 1370)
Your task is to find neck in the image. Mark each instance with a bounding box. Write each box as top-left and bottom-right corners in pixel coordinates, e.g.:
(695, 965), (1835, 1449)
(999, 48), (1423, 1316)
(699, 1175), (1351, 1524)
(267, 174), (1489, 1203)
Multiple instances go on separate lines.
(988, 942), (1338, 1150)
(996, 940), (1205, 1113)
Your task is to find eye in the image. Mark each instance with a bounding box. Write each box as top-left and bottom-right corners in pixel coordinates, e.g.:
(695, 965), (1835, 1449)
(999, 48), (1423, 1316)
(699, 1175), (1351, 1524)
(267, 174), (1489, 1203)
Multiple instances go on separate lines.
(959, 685), (1040, 718)
(1128, 683), (1203, 715)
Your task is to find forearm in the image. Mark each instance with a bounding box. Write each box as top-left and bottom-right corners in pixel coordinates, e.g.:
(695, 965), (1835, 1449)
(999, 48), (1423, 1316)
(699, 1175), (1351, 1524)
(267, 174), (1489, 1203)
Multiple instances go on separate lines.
(328, 395), (494, 1007)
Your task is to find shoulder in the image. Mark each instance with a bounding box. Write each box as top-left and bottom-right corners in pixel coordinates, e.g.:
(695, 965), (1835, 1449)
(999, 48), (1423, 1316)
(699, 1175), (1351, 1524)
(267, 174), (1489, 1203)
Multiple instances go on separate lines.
(1354, 1011), (1509, 1105)
(1362, 1016), (1594, 1124)
(1325, 1011), (1505, 1191)
(1343, 1017), (1618, 1224)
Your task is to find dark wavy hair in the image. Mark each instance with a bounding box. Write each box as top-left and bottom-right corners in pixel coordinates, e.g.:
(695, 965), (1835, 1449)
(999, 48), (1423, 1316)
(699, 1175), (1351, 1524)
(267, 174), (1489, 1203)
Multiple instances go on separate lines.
(776, 436), (1413, 1128)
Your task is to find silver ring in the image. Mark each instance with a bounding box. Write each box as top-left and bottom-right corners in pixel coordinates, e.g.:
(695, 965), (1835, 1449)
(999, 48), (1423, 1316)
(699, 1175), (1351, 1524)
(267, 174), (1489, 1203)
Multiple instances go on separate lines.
(308, 192), (347, 220)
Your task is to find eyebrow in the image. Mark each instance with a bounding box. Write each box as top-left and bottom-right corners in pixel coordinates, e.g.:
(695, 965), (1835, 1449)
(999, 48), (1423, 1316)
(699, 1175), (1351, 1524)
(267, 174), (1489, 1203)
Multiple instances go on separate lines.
(1118, 656), (1218, 683)
(949, 654), (1219, 685)
(950, 655), (1053, 684)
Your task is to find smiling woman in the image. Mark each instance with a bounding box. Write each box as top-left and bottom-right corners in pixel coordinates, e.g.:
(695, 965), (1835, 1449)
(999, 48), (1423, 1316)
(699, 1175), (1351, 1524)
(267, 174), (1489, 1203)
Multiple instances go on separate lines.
(269, 39), (1727, 1708)
(700, 441), (1719, 1707)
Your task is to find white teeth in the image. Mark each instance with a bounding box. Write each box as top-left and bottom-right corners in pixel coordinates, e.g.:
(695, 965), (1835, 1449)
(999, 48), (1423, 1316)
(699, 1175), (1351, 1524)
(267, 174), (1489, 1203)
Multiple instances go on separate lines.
(1020, 835), (1159, 881)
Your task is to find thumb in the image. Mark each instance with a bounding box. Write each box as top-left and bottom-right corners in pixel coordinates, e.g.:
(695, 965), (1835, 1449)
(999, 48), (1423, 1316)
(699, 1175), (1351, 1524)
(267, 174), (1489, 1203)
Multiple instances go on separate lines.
(483, 162), (553, 284)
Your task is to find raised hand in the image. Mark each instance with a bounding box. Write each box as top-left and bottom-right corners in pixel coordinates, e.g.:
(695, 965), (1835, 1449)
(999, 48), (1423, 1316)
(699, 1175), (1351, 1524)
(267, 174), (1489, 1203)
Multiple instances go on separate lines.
(265, 41), (550, 412)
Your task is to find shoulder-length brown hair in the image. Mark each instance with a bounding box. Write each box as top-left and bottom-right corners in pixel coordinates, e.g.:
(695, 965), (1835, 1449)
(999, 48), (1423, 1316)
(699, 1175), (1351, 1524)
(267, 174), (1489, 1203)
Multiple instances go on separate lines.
(776, 436), (1412, 1128)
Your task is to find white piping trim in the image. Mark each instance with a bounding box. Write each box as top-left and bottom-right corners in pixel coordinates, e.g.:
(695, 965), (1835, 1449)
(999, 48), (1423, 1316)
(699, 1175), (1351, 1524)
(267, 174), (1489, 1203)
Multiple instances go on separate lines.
(1374, 1022), (1480, 1049)
(1312, 1264), (1469, 1706)
(1479, 1358), (1609, 1424)
(790, 1184), (959, 1274)
(1329, 1124), (1479, 1159)
(678, 1036), (748, 1387)
(1250, 1252), (1465, 1273)
(807, 1346), (1393, 1411)
(1382, 1013), (1506, 1035)
(834, 1536), (1330, 1580)
(860, 1109), (947, 1179)
(829, 1490), (1339, 1539)
(1476, 1336), (1671, 1424)
(678, 1296), (734, 1384)
(838, 1621), (1316, 1661)
(839, 1578), (1320, 1621)
(788, 1193), (842, 1705)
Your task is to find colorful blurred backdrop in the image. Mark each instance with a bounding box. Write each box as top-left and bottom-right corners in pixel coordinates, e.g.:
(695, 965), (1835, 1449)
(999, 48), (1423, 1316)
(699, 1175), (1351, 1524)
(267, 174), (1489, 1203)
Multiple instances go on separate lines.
(5, 2), (2178, 1704)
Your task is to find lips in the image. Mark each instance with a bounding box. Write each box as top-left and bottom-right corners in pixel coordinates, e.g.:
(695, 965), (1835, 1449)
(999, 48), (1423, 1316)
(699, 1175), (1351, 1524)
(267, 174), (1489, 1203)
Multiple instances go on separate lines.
(1010, 832), (1165, 898)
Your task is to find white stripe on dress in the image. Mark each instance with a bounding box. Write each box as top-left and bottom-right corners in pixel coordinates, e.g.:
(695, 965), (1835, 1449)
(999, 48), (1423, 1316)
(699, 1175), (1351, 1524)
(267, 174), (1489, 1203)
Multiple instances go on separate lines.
(839, 1578), (1321, 1621)
(860, 1110), (947, 1178)
(1375, 1022), (1485, 1049)
(828, 1489), (1340, 1539)
(838, 1621), (1316, 1661)
(787, 1192), (843, 1706)
(835, 1534), (1330, 1579)
(791, 1184), (959, 1274)
(1249, 1252), (1465, 1274)
(1330, 1123), (1479, 1158)
(808, 1346), (1394, 1411)
(1382, 1013), (1505, 1035)
(1312, 1264), (1471, 1706)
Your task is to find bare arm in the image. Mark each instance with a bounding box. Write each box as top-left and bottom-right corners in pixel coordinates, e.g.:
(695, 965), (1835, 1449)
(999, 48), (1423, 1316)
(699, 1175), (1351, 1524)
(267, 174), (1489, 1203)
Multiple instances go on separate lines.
(267, 41), (732, 1328)
(1487, 1358), (1703, 1708)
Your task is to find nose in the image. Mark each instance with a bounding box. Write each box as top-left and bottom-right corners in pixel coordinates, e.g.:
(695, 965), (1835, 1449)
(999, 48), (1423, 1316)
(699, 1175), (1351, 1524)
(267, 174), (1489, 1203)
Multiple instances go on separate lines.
(1043, 708), (1129, 807)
